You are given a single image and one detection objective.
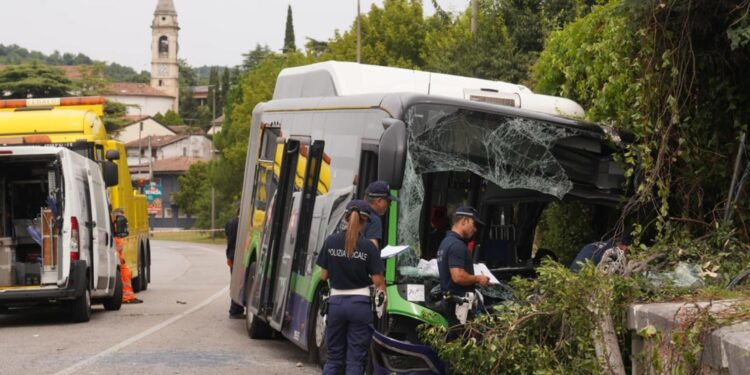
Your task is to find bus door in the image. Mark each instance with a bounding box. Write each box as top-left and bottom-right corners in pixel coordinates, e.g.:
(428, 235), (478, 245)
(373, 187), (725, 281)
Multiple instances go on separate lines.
(249, 138), (300, 320)
(270, 140), (325, 331)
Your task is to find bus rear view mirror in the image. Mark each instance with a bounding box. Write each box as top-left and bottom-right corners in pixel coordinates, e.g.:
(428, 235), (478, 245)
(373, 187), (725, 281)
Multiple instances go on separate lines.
(378, 119), (407, 189)
(101, 161), (119, 187)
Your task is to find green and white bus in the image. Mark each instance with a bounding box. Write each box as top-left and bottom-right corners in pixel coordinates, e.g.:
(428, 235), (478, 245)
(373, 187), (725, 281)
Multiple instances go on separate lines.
(230, 62), (628, 372)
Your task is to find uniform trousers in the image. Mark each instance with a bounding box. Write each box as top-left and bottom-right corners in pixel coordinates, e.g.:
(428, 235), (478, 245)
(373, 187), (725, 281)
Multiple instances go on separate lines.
(323, 294), (373, 375)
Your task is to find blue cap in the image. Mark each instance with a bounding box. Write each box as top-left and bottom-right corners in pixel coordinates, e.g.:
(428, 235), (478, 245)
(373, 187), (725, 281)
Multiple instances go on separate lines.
(365, 180), (400, 202)
(453, 206), (485, 226)
(346, 200), (372, 219)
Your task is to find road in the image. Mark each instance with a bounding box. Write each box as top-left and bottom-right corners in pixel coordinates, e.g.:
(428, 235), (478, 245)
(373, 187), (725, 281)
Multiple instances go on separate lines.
(0, 240), (319, 375)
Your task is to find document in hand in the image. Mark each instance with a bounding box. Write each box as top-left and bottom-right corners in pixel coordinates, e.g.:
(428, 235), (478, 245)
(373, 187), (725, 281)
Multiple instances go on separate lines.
(473, 263), (501, 284)
(380, 245), (410, 259)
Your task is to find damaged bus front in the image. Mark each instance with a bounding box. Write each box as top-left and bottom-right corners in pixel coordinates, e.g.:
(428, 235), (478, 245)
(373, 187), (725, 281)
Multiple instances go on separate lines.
(372, 101), (630, 374)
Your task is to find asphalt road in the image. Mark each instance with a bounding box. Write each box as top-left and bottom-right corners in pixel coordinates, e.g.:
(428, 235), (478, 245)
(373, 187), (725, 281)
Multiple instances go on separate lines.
(0, 240), (320, 375)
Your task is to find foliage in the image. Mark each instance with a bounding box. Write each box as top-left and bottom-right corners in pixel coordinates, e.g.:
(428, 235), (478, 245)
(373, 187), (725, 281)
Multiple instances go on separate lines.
(153, 110), (184, 126)
(536, 201), (596, 264)
(173, 162), (209, 217)
(284, 5), (297, 53)
(0, 44), (148, 82)
(102, 100), (129, 135)
(77, 62), (111, 95)
(242, 44), (273, 72)
(323, 0), (428, 68)
(0, 62), (74, 98)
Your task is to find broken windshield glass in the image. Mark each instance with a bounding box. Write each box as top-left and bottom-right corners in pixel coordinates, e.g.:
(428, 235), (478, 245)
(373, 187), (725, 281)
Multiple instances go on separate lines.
(398, 104), (580, 254)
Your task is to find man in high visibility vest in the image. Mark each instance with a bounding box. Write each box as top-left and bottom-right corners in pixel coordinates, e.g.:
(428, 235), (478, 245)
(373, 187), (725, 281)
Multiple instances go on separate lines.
(113, 209), (143, 304)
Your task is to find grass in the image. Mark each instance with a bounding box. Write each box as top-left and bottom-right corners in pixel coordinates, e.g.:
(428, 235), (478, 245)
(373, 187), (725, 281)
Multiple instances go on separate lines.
(150, 231), (227, 245)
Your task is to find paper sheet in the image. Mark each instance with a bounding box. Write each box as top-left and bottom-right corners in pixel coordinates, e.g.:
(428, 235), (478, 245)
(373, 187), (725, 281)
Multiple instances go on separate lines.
(405, 284), (425, 302)
(473, 263), (501, 284)
(380, 245), (410, 259)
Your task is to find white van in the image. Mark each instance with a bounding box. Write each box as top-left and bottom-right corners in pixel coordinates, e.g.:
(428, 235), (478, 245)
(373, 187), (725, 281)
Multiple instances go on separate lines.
(0, 145), (121, 322)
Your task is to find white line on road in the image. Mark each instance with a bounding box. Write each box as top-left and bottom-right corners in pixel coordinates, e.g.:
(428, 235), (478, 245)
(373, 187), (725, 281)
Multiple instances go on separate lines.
(52, 285), (238, 375)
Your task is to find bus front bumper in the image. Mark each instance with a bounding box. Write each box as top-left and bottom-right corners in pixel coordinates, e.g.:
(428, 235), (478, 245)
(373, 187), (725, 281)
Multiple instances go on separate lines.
(370, 331), (447, 375)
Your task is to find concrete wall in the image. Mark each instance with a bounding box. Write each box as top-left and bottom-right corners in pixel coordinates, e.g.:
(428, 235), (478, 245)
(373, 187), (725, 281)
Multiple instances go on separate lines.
(116, 118), (175, 144)
(105, 95), (174, 117)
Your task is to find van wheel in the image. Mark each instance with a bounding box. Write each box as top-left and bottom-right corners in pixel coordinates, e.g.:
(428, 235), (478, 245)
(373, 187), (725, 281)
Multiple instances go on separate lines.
(245, 261), (272, 339)
(103, 269), (123, 311)
(308, 285), (328, 366)
(69, 285), (91, 323)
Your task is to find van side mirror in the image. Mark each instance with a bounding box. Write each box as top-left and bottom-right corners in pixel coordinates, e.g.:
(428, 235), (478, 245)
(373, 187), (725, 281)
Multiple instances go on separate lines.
(105, 150), (120, 161)
(378, 119), (407, 189)
(101, 161), (119, 187)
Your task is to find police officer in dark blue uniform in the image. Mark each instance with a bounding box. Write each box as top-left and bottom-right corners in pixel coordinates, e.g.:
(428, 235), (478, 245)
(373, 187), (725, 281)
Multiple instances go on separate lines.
(363, 180), (399, 248)
(570, 234), (631, 272)
(317, 200), (386, 375)
(437, 206), (490, 326)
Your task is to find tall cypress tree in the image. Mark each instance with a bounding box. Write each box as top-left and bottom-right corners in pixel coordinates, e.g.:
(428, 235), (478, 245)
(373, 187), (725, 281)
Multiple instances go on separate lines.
(283, 5), (296, 53)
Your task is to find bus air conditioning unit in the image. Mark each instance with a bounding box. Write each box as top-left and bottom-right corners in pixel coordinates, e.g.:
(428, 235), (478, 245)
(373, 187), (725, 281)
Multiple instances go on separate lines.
(464, 89), (521, 108)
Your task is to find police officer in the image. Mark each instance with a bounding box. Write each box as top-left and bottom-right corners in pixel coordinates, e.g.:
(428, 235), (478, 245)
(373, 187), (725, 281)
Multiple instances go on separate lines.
(363, 180), (399, 248)
(437, 206), (490, 325)
(570, 234), (631, 272)
(226, 205), (244, 319)
(317, 200), (385, 375)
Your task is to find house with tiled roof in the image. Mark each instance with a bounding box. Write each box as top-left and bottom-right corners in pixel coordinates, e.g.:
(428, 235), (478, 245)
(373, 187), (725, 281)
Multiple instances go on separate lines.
(115, 115), (176, 144)
(104, 82), (176, 117)
(124, 133), (213, 228)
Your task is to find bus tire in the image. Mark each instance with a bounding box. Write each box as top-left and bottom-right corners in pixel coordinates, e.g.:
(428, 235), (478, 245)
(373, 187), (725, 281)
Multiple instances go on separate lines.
(69, 283), (91, 323)
(308, 285), (328, 366)
(245, 261), (272, 339)
(102, 268), (123, 311)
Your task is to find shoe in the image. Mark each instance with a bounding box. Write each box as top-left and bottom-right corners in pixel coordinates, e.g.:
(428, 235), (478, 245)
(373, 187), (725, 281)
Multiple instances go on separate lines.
(229, 313), (246, 319)
(123, 298), (144, 304)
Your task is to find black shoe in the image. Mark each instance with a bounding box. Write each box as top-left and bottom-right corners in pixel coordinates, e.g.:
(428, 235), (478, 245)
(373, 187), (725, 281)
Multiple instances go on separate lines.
(229, 313), (246, 319)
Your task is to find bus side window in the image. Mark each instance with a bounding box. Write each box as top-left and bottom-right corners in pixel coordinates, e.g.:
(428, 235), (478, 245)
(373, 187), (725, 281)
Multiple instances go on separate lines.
(356, 150), (378, 198)
(250, 128), (281, 228)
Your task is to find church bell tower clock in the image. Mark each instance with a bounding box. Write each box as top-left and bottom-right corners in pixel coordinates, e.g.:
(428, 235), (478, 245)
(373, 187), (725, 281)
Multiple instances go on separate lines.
(151, 0), (180, 112)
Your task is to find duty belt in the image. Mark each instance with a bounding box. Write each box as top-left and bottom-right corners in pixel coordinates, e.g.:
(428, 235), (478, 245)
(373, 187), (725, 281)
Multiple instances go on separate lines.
(330, 287), (370, 297)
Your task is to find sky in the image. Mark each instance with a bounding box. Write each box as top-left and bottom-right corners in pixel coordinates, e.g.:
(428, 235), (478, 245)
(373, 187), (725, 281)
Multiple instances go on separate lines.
(0, 0), (466, 72)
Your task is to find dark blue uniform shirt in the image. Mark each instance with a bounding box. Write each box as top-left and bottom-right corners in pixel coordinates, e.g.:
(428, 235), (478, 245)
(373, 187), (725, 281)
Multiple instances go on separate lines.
(316, 232), (384, 290)
(570, 241), (613, 272)
(225, 217), (239, 260)
(364, 215), (382, 244)
(437, 231), (474, 295)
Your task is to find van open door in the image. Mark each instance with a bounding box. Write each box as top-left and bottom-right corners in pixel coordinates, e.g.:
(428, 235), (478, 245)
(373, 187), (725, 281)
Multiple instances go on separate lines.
(86, 162), (114, 291)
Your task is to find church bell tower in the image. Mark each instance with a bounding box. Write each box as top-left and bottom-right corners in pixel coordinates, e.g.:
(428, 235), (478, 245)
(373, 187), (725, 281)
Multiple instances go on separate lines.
(151, 0), (180, 112)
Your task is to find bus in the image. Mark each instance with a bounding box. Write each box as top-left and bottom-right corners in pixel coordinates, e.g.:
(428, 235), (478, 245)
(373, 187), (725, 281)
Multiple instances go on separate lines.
(0, 97), (151, 293)
(230, 62), (629, 372)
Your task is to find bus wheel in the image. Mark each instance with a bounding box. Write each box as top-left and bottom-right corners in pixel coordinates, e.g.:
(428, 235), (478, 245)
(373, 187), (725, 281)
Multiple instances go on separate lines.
(308, 285), (328, 366)
(245, 261), (272, 339)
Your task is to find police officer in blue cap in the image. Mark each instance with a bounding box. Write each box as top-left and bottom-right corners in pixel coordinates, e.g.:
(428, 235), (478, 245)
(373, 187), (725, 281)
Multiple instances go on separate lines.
(363, 180), (399, 248)
(317, 200), (386, 375)
(437, 206), (490, 325)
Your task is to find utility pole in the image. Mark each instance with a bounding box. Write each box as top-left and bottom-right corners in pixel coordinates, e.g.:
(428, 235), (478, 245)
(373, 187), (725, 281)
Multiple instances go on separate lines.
(209, 83), (217, 240)
(357, 0), (361, 63)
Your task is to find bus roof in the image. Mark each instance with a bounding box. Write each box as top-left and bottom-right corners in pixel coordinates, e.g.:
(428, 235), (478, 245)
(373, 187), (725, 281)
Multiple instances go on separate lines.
(258, 92), (609, 137)
(273, 61), (585, 118)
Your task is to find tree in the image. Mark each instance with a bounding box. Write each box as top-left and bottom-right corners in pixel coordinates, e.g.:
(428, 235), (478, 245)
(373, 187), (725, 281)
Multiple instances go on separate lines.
(0, 62), (74, 98)
(284, 5), (297, 53)
(220, 66), (231, 112)
(208, 66), (219, 119)
(102, 101), (129, 135)
(323, 0), (428, 68)
(173, 162), (209, 217)
(153, 109), (184, 125)
(305, 37), (329, 58)
(242, 44), (272, 72)
(77, 62), (110, 96)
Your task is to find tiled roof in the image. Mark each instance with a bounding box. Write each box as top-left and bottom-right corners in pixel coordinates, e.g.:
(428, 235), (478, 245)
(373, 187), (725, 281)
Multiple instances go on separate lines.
(105, 82), (174, 98)
(124, 134), (189, 149)
(131, 156), (203, 173)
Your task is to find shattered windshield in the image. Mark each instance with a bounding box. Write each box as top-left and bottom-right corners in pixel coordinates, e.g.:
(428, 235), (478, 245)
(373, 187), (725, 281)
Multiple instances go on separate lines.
(398, 104), (579, 254)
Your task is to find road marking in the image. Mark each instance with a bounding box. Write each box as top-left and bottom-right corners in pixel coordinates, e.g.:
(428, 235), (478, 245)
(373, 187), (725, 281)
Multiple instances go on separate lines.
(52, 286), (233, 375)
